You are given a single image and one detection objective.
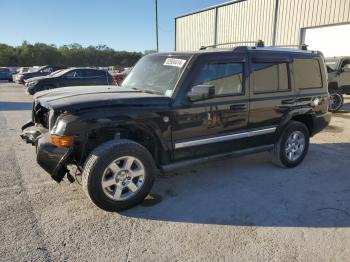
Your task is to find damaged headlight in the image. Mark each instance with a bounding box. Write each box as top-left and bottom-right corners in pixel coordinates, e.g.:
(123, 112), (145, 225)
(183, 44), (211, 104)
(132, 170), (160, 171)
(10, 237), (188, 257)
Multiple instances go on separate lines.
(51, 119), (67, 136)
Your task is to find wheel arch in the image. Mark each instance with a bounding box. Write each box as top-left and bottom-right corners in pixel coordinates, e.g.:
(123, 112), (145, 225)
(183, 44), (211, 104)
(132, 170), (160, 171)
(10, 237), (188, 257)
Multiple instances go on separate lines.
(82, 122), (170, 167)
(278, 108), (315, 137)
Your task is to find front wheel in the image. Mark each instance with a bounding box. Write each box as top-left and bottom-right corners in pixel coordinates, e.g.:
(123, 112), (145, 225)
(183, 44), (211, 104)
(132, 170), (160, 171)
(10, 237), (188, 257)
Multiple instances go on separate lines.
(82, 139), (156, 211)
(329, 93), (344, 112)
(272, 121), (310, 168)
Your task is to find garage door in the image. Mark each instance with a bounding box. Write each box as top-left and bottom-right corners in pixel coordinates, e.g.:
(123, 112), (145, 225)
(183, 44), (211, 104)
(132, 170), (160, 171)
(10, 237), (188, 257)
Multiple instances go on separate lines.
(303, 24), (350, 57)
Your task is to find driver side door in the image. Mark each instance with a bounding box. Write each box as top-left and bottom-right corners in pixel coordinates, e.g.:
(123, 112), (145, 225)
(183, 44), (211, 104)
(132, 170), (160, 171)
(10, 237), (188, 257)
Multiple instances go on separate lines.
(172, 55), (249, 161)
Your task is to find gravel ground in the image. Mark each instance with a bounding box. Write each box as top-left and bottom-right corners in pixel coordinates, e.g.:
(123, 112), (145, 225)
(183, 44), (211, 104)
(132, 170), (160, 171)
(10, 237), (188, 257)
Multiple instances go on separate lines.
(1, 82), (350, 262)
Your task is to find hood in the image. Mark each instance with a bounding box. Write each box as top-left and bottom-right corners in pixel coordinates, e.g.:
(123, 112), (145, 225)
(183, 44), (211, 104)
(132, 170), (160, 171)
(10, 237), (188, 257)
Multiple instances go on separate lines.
(34, 85), (171, 111)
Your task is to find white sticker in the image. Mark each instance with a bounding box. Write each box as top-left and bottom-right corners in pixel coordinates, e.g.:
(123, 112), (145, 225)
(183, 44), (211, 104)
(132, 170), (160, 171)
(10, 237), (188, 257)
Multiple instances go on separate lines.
(164, 89), (173, 97)
(163, 58), (186, 68)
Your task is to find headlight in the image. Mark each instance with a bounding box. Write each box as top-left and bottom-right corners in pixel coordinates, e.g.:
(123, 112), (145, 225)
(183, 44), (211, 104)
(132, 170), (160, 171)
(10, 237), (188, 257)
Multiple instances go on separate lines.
(51, 119), (67, 136)
(28, 81), (38, 87)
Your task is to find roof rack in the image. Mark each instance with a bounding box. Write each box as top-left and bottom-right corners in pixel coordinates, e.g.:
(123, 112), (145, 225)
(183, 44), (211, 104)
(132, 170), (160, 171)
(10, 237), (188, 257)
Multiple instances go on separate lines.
(270, 44), (308, 50)
(199, 40), (265, 50)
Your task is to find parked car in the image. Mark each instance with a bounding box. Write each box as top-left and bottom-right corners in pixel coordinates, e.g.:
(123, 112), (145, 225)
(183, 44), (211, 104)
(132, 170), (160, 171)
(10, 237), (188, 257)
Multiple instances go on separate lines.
(21, 44), (330, 211)
(26, 68), (113, 95)
(0, 67), (13, 82)
(111, 68), (131, 85)
(15, 65), (66, 84)
(326, 57), (350, 112)
(17, 67), (32, 74)
(25, 69), (65, 88)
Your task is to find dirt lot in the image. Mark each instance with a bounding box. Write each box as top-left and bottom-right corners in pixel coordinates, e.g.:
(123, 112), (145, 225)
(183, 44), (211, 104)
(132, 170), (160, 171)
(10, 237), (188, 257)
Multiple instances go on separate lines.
(1, 82), (350, 262)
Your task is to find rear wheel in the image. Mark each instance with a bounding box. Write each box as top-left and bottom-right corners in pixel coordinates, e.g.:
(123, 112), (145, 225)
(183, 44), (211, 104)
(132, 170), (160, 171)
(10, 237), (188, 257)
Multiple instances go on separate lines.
(82, 139), (156, 211)
(272, 121), (309, 168)
(329, 93), (344, 112)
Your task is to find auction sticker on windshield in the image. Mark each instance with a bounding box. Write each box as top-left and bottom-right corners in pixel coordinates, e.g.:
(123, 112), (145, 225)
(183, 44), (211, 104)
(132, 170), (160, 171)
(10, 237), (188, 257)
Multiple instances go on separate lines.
(164, 58), (186, 68)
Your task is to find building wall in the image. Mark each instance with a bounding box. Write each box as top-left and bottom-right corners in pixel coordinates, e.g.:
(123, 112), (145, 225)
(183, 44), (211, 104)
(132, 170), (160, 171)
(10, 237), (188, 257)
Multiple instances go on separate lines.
(175, 0), (350, 51)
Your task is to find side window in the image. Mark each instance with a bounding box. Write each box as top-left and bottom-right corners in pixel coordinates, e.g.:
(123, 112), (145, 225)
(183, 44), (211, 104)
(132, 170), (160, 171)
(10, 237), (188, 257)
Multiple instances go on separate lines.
(293, 58), (322, 89)
(64, 70), (81, 78)
(252, 63), (289, 93)
(193, 62), (243, 96)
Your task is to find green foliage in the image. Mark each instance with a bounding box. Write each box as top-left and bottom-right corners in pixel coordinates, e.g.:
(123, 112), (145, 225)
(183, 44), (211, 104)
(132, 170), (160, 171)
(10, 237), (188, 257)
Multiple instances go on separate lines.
(0, 41), (143, 67)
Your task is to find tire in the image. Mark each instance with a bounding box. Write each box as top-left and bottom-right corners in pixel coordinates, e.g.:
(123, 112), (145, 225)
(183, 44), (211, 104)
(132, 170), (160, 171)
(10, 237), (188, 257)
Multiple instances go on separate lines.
(82, 139), (156, 211)
(8, 79), (13, 82)
(328, 93), (344, 112)
(272, 121), (310, 168)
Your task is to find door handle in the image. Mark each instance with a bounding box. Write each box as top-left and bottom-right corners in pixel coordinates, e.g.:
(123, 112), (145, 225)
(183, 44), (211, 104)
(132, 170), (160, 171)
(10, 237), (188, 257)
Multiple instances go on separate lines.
(230, 104), (248, 111)
(282, 99), (295, 104)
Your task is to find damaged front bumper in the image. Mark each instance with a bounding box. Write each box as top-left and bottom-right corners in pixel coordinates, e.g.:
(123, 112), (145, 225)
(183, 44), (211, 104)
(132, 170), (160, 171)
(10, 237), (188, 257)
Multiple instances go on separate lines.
(21, 121), (73, 182)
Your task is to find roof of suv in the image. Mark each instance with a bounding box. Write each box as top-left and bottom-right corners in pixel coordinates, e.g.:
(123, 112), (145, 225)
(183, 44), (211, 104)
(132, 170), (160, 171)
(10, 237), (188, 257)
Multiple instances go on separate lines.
(157, 46), (321, 57)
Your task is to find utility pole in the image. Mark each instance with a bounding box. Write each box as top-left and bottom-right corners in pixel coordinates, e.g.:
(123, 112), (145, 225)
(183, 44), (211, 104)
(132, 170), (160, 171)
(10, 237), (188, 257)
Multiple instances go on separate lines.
(155, 0), (159, 52)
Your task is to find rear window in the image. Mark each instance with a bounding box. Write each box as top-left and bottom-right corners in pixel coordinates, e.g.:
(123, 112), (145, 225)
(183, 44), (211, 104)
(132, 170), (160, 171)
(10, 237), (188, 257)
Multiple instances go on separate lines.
(252, 63), (289, 93)
(0, 68), (10, 72)
(294, 58), (322, 89)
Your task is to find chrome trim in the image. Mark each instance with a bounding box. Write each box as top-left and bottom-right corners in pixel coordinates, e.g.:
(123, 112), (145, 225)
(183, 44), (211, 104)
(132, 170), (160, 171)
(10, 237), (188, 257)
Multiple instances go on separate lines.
(175, 127), (277, 149)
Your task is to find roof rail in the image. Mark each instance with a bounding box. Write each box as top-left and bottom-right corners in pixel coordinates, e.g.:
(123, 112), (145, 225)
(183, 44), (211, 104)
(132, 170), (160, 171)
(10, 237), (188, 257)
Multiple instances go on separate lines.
(199, 40), (265, 50)
(272, 44), (308, 50)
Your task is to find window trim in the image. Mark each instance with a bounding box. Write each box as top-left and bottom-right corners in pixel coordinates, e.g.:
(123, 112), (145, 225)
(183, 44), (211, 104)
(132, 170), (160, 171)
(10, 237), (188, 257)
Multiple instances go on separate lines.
(189, 61), (246, 99)
(252, 62), (291, 94)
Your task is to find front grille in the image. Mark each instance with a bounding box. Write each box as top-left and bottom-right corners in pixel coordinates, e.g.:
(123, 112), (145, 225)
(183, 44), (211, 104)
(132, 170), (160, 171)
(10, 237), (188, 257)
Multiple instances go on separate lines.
(33, 102), (50, 128)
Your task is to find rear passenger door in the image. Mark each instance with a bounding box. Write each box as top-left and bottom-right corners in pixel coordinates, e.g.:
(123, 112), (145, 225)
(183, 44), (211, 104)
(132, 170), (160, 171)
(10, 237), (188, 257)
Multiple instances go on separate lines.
(85, 69), (108, 85)
(248, 55), (293, 146)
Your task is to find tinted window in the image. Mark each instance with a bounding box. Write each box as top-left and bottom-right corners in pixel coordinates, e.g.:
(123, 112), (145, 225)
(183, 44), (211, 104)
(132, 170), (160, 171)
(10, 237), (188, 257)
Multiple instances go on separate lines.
(64, 70), (82, 78)
(294, 58), (322, 89)
(86, 69), (105, 77)
(193, 62), (243, 96)
(252, 63), (289, 93)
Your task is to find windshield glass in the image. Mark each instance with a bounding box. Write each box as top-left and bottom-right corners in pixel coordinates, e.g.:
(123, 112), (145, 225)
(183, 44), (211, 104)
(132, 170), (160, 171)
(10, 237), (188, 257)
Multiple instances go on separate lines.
(325, 59), (338, 71)
(122, 55), (189, 96)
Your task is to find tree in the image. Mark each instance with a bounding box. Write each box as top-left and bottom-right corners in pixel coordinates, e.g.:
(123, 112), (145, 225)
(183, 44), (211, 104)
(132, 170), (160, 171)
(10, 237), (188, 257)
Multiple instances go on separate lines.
(0, 41), (143, 67)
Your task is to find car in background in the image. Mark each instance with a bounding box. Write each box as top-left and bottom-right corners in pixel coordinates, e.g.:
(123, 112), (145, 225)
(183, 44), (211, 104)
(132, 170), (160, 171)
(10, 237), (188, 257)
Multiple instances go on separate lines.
(0, 67), (13, 82)
(26, 67), (113, 95)
(15, 65), (66, 84)
(25, 69), (65, 88)
(17, 67), (32, 74)
(111, 68), (132, 85)
(326, 57), (350, 112)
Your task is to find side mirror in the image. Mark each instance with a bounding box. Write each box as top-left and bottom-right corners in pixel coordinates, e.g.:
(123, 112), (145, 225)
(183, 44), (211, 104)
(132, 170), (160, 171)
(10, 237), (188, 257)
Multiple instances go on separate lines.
(187, 85), (215, 102)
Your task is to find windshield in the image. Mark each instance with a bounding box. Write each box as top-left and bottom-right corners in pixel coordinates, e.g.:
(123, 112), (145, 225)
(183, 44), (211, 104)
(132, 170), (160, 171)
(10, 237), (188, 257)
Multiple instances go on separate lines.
(122, 55), (189, 96)
(325, 59), (339, 71)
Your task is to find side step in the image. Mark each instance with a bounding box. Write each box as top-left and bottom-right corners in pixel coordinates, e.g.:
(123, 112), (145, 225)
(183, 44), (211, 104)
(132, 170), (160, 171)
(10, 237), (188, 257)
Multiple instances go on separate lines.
(160, 145), (273, 172)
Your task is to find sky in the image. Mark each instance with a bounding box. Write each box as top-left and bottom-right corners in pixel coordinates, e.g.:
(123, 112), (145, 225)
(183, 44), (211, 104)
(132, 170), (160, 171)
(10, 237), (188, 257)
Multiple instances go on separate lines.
(0, 0), (230, 52)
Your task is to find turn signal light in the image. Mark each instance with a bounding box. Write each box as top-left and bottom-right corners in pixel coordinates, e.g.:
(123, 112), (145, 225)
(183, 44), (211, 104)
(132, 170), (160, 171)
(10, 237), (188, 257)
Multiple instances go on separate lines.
(50, 135), (74, 148)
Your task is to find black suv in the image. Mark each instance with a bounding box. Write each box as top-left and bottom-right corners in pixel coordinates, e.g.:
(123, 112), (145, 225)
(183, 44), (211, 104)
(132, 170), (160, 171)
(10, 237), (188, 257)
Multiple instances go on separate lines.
(326, 57), (350, 112)
(25, 68), (113, 95)
(21, 45), (331, 211)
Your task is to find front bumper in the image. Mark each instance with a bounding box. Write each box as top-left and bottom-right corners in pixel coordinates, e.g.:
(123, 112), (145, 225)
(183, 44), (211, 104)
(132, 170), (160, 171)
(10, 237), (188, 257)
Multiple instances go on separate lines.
(312, 112), (331, 136)
(21, 122), (73, 182)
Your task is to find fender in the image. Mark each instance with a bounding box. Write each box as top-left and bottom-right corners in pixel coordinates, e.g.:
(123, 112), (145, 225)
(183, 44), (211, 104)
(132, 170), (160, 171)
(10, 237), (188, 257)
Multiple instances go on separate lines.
(54, 108), (173, 165)
(276, 106), (315, 136)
